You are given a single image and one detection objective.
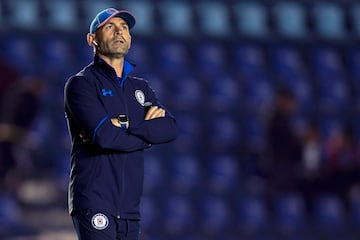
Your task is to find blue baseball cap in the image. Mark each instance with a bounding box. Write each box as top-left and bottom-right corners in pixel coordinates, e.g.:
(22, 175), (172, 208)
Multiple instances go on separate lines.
(89, 8), (136, 34)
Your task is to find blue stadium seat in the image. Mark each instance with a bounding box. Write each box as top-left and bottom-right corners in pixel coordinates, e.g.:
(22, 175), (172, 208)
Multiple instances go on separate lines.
(313, 195), (346, 232)
(233, 43), (266, 78)
(122, 2), (155, 36)
(41, 36), (75, 74)
(162, 196), (194, 234)
(143, 155), (164, 193)
(200, 196), (232, 235)
(312, 2), (346, 39)
(172, 114), (202, 152)
(273, 193), (307, 234)
(44, 0), (78, 31)
(317, 77), (349, 113)
(140, 196), (160, 231)
(155, 40), (190, 75)
(347, 47), (360, 82)
(270, 45), (306, 78)
(240, 112), (266, 151)
(168, 73), (202, 111)
(1, 35), (38, 74)
(237, 196), (268, 235)
(273, 2), (308, 38)
(195, 42), (228, 75)
(351, 3), (360, 37)
(310, 46), (344, 79)
(208, 73), (240, 111)
(241, 74), (274, 111)
(126, 40), (152, 75)
(206, 155), (239, 194)
(196, 2), (230, 37)
(234, 2), (268, 37)
(168, 154), (201, 193)
(159, 2), (193, 36)
(206, 115), (240, 152)
(7, 0), (40, 29)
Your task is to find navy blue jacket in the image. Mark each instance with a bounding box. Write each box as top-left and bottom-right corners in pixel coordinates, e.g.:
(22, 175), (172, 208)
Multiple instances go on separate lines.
(64, 56), (177, 219)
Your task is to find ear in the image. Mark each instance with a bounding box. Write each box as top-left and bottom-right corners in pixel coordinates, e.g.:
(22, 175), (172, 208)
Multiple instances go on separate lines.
(87, 33), (96, 47)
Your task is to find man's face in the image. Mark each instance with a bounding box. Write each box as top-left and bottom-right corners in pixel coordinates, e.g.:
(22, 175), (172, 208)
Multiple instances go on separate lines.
(95, 17), (131, 58)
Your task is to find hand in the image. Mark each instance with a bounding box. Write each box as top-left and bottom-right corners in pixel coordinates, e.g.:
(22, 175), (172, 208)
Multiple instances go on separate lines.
(145, 106), (165, 120)
(111, 118), (129, 129)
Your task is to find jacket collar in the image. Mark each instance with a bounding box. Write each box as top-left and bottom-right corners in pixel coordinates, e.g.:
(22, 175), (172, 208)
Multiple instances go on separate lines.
(93, 55), (135, 81)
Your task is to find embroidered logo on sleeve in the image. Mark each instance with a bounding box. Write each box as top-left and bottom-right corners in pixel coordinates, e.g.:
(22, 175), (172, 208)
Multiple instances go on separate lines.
(91, 213), (109, 230)
(135, 90), (152, 107)
(135, 90), (145, 105)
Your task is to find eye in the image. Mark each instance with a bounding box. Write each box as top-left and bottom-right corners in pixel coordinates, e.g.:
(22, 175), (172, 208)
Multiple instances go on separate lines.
(106, 24), (113, 30)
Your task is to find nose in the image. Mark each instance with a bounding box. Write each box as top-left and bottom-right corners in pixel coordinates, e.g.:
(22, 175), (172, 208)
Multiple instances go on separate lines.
(116, 25), (125, 35)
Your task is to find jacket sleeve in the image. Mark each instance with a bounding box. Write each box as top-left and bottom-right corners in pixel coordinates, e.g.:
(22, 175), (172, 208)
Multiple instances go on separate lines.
(129, 82), (178, 144)
(64, 75), (150, 152)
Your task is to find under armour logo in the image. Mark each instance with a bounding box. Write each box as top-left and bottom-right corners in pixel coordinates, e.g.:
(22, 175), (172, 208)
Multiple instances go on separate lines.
(102, 89), (113, 97)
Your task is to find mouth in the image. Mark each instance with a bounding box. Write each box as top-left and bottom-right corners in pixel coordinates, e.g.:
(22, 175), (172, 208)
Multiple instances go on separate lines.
(113, 38), (125, 44)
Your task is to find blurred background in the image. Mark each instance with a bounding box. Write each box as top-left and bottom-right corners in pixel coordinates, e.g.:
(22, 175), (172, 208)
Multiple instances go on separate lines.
(1, 0), (360, 239)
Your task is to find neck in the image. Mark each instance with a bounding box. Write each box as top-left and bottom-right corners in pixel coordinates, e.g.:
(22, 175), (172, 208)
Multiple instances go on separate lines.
(97, 53), (124, 77)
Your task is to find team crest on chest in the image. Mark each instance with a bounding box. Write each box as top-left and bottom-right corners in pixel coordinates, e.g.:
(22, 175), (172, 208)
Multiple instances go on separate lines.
(135, 90), (145, 105)
(91, 213), (109, 230)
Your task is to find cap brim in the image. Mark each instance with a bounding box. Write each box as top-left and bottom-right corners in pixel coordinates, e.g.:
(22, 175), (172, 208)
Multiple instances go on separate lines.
(97, 10), (136, 30)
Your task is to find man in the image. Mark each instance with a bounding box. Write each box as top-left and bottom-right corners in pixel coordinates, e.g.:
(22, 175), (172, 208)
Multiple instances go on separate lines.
(64, 8), (178, 240)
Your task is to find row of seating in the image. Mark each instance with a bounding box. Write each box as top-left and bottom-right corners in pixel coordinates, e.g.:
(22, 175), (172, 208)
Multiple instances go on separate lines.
(1, 0), (360, 40)
(139, 192), (360, 238)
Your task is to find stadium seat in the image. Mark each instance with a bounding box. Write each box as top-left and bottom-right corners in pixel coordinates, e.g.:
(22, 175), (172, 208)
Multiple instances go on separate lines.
(143, 154), (164, 193)
(196, 2), (230, 37)
(206, 155), (239, 194)
(313, 195), (346, 232)
(237, 196), (268, 235)
(273, 193), (307, 234)
(7, 0), (40, 29)
(154, 40), (190, 75)
(310, 46), (344, 79)
(162, 196), (194, 234)
(159, 2), (193, 36)
(350, 3), (360, 37)
(206, 115), (240, 152)
(168, 73), (202, 111)
(241, 74), (274, 111)
(1, 35), (38, 74)
(194, 42), (228, 76)
(140, 196), (161, 232)
(233, 43), (266, 78)
(44, 0), (78, 31)
(270, 45), (306, 78)
(273, 2), (308, 38)
(171, 114), (202, 152)
(41, 36), (75, 74)
(122, 2), (155, 36)
(234, 2), (268, 37)
(168, 154), (201, 193)
(200, 196), (232, 235)
(208, 73), (240, 111)
(312, 2), (346, 39)
(240, 112), (267, 151)
(126, 40), (152, 75)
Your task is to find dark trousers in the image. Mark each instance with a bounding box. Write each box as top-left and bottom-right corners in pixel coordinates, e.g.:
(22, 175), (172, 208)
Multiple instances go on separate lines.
(72, 210), (141, 240)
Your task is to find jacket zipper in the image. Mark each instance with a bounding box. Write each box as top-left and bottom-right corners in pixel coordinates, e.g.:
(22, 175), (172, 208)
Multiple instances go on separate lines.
(117, 77), (129, 219)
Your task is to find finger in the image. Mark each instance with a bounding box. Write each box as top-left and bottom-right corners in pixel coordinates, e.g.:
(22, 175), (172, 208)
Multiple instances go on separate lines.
(152, 109), (165, 118)
(145, 106), (158, 120)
